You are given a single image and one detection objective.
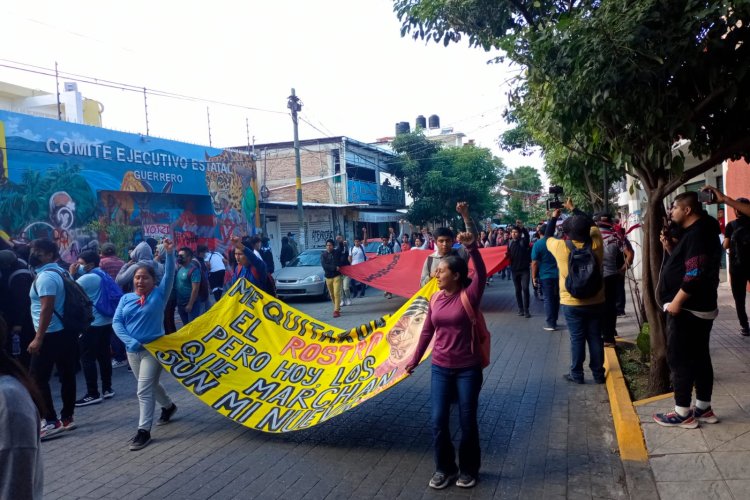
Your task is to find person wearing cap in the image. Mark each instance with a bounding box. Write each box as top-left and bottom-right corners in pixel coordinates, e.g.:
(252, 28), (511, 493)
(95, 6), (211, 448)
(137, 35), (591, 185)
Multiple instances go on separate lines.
(0, 250), (34, 368)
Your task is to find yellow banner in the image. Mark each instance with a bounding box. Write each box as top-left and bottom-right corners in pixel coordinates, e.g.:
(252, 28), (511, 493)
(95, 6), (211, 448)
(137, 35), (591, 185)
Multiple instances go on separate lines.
(146, 278), (438, 432)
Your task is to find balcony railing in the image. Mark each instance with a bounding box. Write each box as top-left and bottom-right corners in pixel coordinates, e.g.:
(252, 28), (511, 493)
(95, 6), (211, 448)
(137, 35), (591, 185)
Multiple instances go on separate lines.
(347, 180), (403, 206)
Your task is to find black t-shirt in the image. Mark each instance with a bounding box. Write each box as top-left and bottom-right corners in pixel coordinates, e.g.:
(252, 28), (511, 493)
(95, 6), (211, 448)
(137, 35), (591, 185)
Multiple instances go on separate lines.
(508, 229), (531, 272)
(725, 217), (750, 266)
(659, 216), (721, 311)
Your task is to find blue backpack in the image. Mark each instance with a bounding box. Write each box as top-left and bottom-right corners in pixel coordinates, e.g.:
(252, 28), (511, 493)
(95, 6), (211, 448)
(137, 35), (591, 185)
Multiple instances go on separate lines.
(91, 268), (124, 317)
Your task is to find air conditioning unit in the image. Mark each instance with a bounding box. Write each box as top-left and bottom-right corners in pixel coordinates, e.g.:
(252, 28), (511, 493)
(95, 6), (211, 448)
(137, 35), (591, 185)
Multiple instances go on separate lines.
(63, 82), (78, 92)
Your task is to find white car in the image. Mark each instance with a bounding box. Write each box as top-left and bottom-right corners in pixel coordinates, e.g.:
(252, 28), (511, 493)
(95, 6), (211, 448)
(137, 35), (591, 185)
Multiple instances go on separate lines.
(274, 249), (328, 299)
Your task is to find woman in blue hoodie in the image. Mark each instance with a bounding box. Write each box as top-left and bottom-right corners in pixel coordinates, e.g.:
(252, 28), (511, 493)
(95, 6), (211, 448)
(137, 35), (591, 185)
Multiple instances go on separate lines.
(112, 238), (177, 451)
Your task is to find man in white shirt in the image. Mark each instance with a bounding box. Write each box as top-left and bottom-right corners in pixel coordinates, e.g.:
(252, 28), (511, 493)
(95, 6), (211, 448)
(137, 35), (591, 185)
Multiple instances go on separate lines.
(204, 246), (228, 302)
(349, 237), (367, 298)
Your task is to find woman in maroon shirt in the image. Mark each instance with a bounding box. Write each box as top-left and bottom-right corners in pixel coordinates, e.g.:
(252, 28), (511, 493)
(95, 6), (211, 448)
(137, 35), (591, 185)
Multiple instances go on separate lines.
(406, 202), (486, 490)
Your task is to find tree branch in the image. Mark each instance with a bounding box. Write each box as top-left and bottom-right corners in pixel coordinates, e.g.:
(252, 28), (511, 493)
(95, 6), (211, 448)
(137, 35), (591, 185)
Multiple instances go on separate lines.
(664, 136), (750, 194)
(508, 0), (535, 26)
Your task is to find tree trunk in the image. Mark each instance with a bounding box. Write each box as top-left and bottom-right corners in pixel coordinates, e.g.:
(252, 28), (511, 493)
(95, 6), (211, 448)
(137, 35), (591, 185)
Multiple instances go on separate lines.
(642, 189), (671, 395)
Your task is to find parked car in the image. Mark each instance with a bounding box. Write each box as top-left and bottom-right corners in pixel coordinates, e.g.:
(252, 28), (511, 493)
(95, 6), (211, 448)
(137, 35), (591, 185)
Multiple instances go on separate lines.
(274, 249), (327, 299)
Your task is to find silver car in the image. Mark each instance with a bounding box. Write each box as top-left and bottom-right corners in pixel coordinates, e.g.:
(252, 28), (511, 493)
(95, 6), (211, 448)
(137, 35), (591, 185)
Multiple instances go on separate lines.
(274, 249), (328, 299)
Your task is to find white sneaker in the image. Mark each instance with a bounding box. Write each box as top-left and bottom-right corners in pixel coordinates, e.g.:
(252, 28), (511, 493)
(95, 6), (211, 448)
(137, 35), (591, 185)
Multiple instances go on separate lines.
(340, 300), (344, 307)
(112, 360), (128, 369)
(345, 298), (352, 306)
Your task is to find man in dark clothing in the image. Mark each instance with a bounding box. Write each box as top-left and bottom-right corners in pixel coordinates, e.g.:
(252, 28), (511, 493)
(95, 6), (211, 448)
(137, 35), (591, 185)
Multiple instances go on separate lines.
(280, 237), (295, 268)
(320, 239), (343, 318)
(723, 197), (750, 336)
(0, 250), (34, 368)
(654, 191), (721, 429)
(259, 237), (275, 275)
(508, 226), (532, 317)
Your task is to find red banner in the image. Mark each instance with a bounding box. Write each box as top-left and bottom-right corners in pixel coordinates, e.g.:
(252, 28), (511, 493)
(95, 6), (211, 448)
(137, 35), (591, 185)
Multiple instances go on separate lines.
(341, 246), (509, 298)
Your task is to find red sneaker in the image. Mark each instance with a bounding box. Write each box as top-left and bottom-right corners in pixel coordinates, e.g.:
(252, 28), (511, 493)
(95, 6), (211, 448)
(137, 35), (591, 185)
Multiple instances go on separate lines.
(333, 311), (341, 318)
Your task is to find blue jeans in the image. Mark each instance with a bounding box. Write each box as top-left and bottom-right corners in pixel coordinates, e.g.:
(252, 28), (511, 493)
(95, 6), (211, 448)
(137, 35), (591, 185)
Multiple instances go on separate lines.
(562, 305), (605, 381)
(177, 301), (205, 326)
(540, 278), (560, 328)
(431, 364), (483, 477)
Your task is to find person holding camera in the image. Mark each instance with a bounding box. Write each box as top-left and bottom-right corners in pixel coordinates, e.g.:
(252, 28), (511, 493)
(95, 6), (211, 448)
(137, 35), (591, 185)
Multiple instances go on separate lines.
(701, 186), (750, 336)
(544, 199), (606, 384)
(653, 191), (722, 428)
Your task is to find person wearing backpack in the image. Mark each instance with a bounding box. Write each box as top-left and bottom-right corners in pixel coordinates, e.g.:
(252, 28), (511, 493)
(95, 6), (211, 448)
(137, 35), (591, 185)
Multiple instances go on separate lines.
(0, 250), (34, 369)
(723, 197), (750, 336)
(545, 200), (606, 384)
(405, 202), (486, 490)
(69, 250), (122, 407)
(175, 247), (206, 326)
(27, 238), (82, 440)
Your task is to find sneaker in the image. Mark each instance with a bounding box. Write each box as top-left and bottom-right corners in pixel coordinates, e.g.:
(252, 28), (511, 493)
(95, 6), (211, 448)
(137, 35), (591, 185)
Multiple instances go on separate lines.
(386, 292), (393, 299)
(524, 311), (531, 318)
(75, 394), (103, 407)
(112, 359), (129, 369)
(543, 325), (557, 331)
(429, 471), (458, 490)
(653, 410), (699, 429)
(604, 342), (616, 348)
(340, 300), (344, 307)
(41, 420), (64, 441)
(740, 327), (750, 337)
(456, 474), (477, 488)
(103, 389), (115, 399)
(345, 298), (352, 306)
(157, 403), (177, 426)
(594, 377), (606, 384)
(563, 373), (584, 384)
(517, 310), (525, 316)
(61, 416), (77, 431)
(129, 429), (151, 451)
(333, 310), (341, 318)
(693, 406), (720, 424)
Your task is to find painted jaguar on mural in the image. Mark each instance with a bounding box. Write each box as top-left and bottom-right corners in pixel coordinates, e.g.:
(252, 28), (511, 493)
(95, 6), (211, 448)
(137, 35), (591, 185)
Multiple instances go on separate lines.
(204, 150), (258, 219)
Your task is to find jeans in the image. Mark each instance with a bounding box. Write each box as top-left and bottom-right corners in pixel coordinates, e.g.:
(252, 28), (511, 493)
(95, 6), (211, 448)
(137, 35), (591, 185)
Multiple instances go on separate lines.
(209, 270), (225, 302)
(30, 329), (78, 421)
(729, 271), (750, 328)
(177, 301), (205, 326)
(325, 276), (342, 312)
(431, 364), (483, 477)
(602, 275), (620, 343)
(341, 275), (352, 300)
(666, 312), (714, 408)
(80, 324), (114, 396)
(351, 279), (365, 297)
(540, 278), (560, 328)
(499, 267), (510, 280)
(562, 305), (605, 381)
(127, 349), (174, 431)
(512, 270), (530, 312)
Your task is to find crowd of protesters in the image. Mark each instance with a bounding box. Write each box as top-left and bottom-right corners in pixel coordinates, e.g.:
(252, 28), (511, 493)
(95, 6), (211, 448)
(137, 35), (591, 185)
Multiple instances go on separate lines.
(0, 183), (741, 495)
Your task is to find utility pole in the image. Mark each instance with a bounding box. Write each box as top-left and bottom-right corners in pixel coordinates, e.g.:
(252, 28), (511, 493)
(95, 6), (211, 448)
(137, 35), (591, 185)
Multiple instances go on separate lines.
(55, 62), (62, 120)
(206, 106), (213, 147)
(288, 88), (305, 250)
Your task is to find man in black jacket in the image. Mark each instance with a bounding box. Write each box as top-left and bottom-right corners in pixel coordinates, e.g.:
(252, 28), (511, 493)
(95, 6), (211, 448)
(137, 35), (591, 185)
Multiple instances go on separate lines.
(654, 191), (721, 429)
(0, 250), (34, 368)
(508, 225), (532, 317)
(320, 239), (343, 318)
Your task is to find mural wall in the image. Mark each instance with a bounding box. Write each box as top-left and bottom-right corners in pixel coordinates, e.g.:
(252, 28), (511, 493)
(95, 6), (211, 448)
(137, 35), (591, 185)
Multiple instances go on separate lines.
(0, 110), (258, 262)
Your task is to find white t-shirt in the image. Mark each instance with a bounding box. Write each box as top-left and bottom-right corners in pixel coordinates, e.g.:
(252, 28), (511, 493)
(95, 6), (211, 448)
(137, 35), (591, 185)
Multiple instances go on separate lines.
(205, 251), (226, 272)
(350, 246), (366, 265)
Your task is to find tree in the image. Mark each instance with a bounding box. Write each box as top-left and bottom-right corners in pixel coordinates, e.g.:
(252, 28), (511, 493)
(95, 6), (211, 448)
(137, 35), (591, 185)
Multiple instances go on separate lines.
(502, 166), (544, 223)
(390, 131), (505, 224)
(394, 1), (750, 394)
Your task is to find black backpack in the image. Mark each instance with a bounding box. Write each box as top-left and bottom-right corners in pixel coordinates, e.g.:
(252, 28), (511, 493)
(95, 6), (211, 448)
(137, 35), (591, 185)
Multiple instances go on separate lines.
(33, 268), (94, 333)
(565, 239), (602, 299)
(730, 223), (750, 271)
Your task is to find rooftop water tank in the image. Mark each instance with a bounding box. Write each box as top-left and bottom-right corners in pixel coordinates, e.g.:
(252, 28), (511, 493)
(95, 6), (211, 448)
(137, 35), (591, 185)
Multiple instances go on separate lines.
(416, 115), (427, 130)
(428, 114), (440, 129)
(395, 121), (411, 135)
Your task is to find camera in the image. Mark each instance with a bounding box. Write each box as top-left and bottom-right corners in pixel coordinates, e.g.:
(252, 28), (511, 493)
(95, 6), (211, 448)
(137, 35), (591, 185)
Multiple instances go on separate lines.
(546, 185), (564, 210)
(697, 190), (716, 204)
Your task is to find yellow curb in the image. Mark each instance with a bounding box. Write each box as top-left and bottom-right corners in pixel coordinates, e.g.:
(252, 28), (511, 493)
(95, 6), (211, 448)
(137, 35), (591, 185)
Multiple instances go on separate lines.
(633, 392), (674, 407)
(603, 346), (649, 462)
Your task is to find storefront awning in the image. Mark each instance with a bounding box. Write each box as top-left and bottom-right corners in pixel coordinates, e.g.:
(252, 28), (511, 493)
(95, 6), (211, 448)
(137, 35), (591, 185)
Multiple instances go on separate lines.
(355, 211), (405, 223)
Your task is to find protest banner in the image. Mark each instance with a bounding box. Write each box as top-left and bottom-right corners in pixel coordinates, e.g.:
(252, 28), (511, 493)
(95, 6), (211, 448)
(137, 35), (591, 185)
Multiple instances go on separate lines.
(146, 278), (439, 433)
(340, 246), (509, 298)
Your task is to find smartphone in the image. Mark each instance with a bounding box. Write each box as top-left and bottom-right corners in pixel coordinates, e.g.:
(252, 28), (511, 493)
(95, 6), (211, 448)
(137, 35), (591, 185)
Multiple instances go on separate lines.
(697, 190), (716, 203)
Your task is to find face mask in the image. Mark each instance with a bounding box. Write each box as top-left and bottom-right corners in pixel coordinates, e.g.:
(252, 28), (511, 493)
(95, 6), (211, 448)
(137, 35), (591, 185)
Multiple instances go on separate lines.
(78, 264), (87, 275)
(177, 256), (185, 265)
(29, 254), (42, 268)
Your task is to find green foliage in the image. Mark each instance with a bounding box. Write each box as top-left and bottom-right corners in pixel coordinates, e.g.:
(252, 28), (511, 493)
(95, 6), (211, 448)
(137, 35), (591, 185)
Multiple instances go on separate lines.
(389, 132), (505, 223)
(502, 166), (544, 223)
(86, 219), (137, 256)
(637, 322), (651, 359)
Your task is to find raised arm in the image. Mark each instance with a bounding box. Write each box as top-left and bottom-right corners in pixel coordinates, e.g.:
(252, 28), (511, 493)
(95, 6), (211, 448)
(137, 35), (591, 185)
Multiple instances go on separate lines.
(457, 201), (479, 238)
(158, 239), (176, 297)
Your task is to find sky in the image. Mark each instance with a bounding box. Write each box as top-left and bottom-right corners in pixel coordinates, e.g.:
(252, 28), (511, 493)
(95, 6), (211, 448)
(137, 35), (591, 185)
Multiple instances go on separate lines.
(1, 0), (543, 175)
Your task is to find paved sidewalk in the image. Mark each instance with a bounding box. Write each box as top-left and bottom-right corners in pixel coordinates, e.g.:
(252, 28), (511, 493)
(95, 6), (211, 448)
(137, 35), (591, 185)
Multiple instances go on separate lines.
(630, 283), (750, 500)
(41, 280), (631, 499)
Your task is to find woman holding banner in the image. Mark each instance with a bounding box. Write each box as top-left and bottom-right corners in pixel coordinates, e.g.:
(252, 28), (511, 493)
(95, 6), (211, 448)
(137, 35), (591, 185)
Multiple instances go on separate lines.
(406, 201), (486, 490)
(113, 238), (178, 452)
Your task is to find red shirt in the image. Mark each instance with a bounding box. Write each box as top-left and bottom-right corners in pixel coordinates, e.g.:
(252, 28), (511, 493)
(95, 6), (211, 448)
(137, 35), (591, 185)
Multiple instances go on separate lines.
(410, 244), (486, 369)
(100, 256), (125, 280)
